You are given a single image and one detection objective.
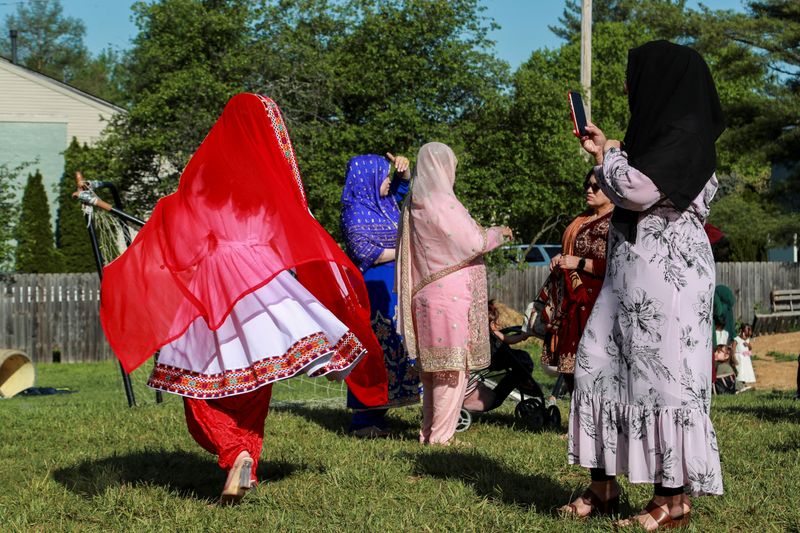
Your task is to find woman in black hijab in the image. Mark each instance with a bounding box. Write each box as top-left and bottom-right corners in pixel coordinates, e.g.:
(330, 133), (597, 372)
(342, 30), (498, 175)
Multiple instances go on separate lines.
(559, 41), (725, 530)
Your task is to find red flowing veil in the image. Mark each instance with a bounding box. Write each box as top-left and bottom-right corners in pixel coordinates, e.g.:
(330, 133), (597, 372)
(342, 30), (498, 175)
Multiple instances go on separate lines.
(100, 93), (388, 406)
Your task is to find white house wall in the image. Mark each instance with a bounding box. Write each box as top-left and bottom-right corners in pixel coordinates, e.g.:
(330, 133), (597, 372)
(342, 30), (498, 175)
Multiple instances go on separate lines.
(0, 58), (122, 228)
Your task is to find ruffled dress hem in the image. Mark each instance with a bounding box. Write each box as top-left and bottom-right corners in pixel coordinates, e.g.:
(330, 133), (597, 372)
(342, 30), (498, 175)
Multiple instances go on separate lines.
(568, 391), (723, 497)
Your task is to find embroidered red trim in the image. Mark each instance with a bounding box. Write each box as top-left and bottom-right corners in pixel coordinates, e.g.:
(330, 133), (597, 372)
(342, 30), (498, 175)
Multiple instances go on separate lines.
(147, 331), (364, 398)
(256, 94), (306, 206)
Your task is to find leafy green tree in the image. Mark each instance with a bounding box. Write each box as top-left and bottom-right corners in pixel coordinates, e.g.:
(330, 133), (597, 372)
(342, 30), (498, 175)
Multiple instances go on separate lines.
(15, 170), (62, 273)
(551, 0), (688, 42)
(103, 0), (254, 210)
(68, 48), (126, 105)
(1, 0), (86, 79)
(55, 139), (96, 272)
(458, 21), (651, 244)
(709, 184), (800, 261)
(102, 0), (508, 236)
(0, 0), (124, 103)
(0, 163), (26, 271)
(252, 0), (508, 233)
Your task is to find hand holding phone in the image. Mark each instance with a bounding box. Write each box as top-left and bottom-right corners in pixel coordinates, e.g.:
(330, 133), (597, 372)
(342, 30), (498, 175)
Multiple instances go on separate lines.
(568, 90), (588, 138)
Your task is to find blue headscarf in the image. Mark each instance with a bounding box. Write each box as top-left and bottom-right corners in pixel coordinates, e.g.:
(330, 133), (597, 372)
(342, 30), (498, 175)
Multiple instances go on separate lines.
(340, 154), (401, 271)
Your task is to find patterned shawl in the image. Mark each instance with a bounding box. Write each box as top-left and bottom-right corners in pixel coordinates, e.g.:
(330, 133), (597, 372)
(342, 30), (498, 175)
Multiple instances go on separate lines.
(340, 155), (400, 271)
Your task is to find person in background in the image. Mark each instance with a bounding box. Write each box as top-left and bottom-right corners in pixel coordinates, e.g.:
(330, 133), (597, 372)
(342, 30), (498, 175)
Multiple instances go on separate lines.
(713, 318), (731, 382)
(396, 142), (512, 446)
(733, 324), (756, 393)
(340, 153), (421, 437)
(486, 300), (541, 407)
(795, 355), (800, 400)
(714, 285), (736, 345)
(714, 344), (736, 394)
(541, 168), (613, 395)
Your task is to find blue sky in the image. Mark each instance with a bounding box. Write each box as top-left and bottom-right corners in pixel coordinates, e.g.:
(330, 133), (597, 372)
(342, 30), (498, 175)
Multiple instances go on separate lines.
(0, 0), (747, 70)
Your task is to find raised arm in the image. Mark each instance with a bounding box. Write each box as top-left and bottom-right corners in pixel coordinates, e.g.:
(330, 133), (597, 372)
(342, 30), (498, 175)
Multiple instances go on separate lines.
(580, 123), (663, 212)
(594, 148), (664, 211)
(485, 226), (512, 253)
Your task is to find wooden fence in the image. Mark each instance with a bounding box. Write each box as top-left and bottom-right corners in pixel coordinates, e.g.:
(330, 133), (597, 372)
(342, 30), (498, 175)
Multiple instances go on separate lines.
(0, 273), (113, 364)
(1, 263), (798, 363)
(489, 262), (800, 325)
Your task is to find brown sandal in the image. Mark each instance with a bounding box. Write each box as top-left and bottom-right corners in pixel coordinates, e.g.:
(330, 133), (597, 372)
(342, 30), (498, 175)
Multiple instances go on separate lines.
(560, 487), (620, 518)
(641, 500), (691, 529)
(618, 500), (691, 530)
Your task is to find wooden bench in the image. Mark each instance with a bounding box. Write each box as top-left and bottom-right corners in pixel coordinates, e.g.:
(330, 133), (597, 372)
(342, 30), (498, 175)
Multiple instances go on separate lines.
(753, 289), (800, 335)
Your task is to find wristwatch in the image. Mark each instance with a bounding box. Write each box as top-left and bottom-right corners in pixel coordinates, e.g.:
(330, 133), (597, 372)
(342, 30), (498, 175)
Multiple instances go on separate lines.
(577, 257), (586, 271)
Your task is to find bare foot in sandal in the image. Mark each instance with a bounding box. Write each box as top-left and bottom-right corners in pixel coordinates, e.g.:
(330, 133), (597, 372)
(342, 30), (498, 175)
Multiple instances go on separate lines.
(617, 494), (691, 530)
(559, 479), (621, 518)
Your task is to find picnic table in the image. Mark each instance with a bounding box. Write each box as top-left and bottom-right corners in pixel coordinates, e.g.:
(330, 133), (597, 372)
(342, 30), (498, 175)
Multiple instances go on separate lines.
(753, 289), (800, 335)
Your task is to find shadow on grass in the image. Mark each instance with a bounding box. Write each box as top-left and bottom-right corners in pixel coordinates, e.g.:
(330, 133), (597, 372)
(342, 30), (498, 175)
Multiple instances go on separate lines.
(467, 408), (564, 434)
(53, 450), (300, 501)
(276, 404), (420, 439)
(409, 449), (573, 513)
(768, 440), (800, 453)
(716, 403), (800, 424)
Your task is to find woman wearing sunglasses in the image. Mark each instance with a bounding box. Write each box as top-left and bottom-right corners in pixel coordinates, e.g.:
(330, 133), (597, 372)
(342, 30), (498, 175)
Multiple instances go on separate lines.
(541, 169), (613, 395)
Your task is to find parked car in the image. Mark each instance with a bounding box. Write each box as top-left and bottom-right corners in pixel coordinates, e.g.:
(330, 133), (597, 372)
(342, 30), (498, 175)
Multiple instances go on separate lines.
(501, 244), (562, 267)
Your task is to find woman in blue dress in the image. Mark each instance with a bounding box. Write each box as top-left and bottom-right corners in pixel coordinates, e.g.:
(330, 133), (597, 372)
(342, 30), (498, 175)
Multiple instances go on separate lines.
(341, 153), (421, 437)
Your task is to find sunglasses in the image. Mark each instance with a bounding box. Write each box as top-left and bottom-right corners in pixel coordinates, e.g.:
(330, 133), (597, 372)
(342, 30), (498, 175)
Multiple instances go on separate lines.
(584, 182), (600, 193)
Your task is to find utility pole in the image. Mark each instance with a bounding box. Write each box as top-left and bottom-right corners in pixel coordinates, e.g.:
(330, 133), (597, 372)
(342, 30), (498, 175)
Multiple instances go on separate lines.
(580, 0), (592, 123)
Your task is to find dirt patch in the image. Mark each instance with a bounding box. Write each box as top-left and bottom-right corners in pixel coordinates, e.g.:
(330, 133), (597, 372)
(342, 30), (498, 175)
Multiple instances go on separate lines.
(750, 332), (799, 391)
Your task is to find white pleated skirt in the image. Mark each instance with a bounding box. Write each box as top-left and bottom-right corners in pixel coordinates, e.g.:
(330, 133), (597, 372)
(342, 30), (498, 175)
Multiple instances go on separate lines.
(148, 271), (366, 399)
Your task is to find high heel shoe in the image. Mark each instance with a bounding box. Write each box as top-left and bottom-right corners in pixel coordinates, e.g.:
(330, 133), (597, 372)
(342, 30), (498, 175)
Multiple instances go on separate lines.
(560, 487), (620, 518)
(219, 451), (254, 505)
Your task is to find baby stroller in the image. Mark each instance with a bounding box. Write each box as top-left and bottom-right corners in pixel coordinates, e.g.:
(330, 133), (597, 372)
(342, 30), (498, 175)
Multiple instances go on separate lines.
(457, 326), (561, 432)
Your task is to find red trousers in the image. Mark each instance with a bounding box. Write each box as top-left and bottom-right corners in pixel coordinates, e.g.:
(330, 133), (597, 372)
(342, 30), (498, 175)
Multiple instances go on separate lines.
(183, 384), (273, 482)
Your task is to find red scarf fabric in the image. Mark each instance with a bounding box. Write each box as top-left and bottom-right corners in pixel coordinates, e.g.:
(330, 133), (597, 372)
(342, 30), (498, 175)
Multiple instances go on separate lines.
(100, 93), (388, 406)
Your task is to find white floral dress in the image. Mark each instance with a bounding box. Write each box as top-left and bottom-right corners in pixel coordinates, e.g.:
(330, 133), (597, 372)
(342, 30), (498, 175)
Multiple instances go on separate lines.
(568, 148), (723, 496)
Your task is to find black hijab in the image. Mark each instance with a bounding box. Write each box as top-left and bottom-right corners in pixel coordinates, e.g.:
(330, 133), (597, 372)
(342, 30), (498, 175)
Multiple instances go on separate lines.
(612, 40), (725, 242)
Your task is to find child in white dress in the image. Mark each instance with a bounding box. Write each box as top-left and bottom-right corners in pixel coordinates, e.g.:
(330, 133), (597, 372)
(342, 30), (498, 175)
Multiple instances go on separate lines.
(733, 324), (756, 392)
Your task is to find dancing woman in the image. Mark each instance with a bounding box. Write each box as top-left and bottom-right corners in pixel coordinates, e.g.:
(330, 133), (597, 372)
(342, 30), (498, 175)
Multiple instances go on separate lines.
(340, 153), (421, 437)
(396, 142), (512, 445)
(562, 41), (725, 529)
(100, 94), (387, 503)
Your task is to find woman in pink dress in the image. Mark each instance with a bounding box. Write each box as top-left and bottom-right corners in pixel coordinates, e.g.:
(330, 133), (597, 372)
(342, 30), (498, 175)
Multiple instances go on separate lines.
(396, 142), (512, 445)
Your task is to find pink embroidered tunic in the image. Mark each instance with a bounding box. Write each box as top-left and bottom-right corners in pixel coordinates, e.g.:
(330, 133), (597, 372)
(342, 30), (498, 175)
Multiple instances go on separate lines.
(411, 229), (505, 372)
(396, 142), (509, 373)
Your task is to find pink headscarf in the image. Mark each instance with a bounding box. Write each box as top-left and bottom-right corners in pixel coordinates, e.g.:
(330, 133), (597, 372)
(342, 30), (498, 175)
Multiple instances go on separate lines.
(396, 142), (491, 355)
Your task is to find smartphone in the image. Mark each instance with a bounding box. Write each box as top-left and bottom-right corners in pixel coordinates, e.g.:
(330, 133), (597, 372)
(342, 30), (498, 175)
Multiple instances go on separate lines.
(568, 90), (588, 138)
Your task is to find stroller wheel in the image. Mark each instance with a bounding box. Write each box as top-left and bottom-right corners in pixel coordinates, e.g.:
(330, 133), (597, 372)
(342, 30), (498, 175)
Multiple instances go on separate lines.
(456, 408), (472, 432)
(514, 398), (546, 432)
(547, 404), (561, 429)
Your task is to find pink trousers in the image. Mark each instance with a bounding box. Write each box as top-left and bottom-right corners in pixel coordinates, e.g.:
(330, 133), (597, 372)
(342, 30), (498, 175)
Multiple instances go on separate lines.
(419, 370), (467, 444)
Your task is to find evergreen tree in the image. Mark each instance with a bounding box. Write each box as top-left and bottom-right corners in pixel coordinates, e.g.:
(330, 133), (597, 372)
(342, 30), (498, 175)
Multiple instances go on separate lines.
(0, 163), (24, 271)
(55, 139), (95, 272)
(15, 170), (62, 273)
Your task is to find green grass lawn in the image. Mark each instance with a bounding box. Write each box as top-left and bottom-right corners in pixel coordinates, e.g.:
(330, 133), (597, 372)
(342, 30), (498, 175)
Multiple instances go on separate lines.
(1, 359), (799, 532)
